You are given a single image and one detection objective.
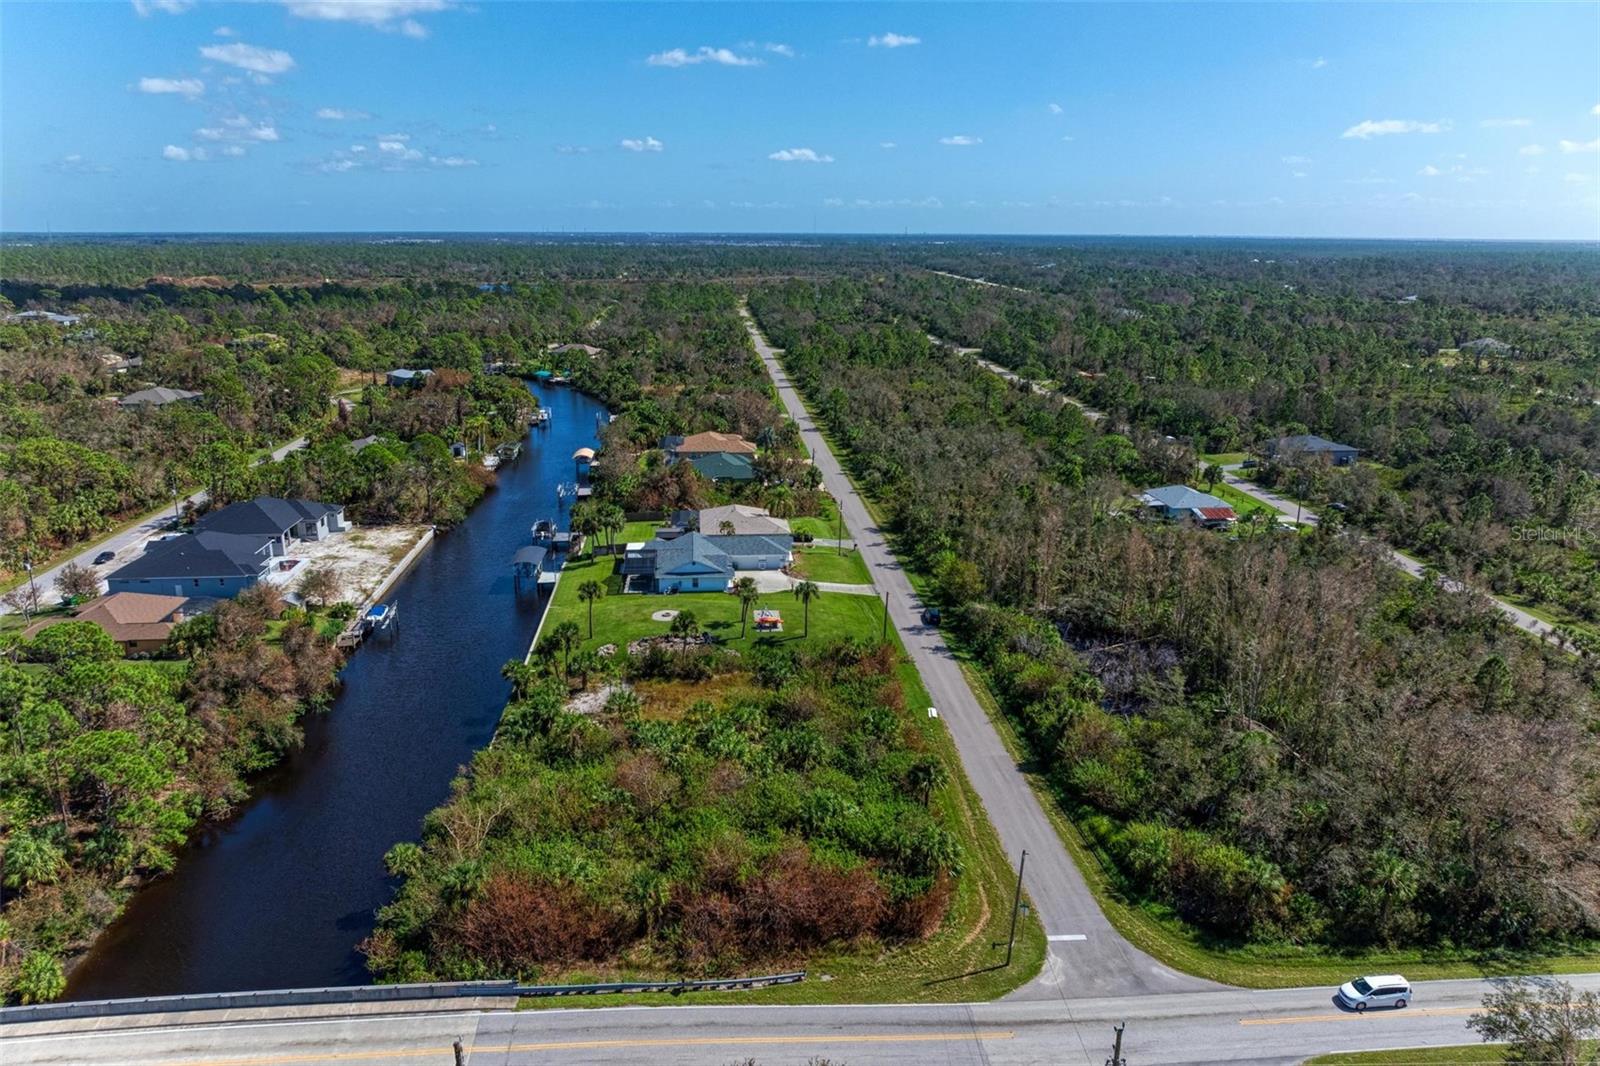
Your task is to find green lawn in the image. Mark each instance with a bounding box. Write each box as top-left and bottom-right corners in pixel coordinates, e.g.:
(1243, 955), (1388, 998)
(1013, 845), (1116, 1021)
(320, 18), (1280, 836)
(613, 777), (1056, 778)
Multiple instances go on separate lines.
(1303, 1048), (1504, 1065)
(1197, 480), (1295, 524)
(792, 547), (872, 585)
(771, 351), (1600, 989)
(523, 554), (1047, 1008)
(1200, 451), (1248, 467)
(791, 493), (850, 542)
(544, 555), (889, 652)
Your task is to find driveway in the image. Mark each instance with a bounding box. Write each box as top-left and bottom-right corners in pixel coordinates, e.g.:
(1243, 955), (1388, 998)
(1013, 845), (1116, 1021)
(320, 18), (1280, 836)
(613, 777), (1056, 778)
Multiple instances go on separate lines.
(2, 436), (310, 615)
(742, 304), (1218, 1001)
(1220, 465), (1559, 644)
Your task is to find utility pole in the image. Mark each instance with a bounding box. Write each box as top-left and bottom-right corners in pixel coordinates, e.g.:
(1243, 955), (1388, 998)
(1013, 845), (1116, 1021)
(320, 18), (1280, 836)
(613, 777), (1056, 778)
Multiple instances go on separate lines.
(453, 1037), (466, 1066)
(1105, 1021), (1126, 1066)
(880, 590), (889, 641)
(1003, 849), (1028, 966)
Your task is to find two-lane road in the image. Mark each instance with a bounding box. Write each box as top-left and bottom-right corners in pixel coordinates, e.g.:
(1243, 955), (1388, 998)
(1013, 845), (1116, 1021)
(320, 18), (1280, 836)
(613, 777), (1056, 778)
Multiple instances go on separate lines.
(1, 436), (308, 615)
(741, 305), (1214, 1002)
(14, 975), (1588, 1065)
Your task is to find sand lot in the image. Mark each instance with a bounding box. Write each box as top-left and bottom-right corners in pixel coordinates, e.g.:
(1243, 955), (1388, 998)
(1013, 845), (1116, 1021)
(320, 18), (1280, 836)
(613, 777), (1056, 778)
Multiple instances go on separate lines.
(267, 524), (431, 606)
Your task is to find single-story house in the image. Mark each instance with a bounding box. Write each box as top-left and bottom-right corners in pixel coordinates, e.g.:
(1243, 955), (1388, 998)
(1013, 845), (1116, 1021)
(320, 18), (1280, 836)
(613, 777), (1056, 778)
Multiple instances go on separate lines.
(695, 504), (791, 537)
(118, 386), (202, 409)
(386, 368), (434, 387)
(624, 532), (735, 593)
(107, 531), (279, 598)
(6, 310), (82, 326)
(23, 592), (212, 654)
(347, 434), (382, 454)
(689, 451), (757, 482)
(1264, 434), (1359, 468)
(550, 343), (603, 357)
(661, 431), (758, 463)
(1139, 485), (1238, 528)
(705, 533), (790, 571)
(195, 496), (347, 554)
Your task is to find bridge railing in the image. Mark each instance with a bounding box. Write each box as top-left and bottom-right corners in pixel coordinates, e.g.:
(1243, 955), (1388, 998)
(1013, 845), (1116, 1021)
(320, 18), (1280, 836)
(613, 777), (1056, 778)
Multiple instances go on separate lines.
(0, 972), (806, 1025)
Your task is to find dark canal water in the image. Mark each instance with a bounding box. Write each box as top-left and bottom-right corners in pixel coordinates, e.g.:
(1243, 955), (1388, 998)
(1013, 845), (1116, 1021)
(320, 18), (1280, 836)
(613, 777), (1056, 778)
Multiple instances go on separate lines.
(65, 382), (607, 999)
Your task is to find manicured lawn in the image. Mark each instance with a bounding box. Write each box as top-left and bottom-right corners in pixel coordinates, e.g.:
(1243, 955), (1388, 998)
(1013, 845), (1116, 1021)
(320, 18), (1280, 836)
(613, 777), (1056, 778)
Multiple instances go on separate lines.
(1198, 480), (1292, 523)
(543, 555), (889, 652)
(1200, 451), (1248, 467)
(792, 547), (872, 585)
(1304, 1048), (1504, 1064)
(523, 555), (1047, 1008)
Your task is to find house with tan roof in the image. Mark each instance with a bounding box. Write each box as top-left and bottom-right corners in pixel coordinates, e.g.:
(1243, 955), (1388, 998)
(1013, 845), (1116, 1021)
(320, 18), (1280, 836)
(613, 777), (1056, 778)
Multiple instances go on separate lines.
(660, 431), (758, 460)
(24, 592), (213, 654)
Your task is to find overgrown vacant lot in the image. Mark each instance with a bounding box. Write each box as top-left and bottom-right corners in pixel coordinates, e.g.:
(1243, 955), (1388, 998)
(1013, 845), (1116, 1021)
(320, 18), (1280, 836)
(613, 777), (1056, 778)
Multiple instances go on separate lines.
(366, 633), (1045, 1001)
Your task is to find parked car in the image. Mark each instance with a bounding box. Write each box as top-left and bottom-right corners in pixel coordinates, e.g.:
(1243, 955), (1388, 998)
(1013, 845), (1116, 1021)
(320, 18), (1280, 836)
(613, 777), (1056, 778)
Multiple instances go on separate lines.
(1336, 975), (1411, 1011)
(1241, 458), (1260, 468)
(920, 606), (941, 625)
(93, 550), (116, 565)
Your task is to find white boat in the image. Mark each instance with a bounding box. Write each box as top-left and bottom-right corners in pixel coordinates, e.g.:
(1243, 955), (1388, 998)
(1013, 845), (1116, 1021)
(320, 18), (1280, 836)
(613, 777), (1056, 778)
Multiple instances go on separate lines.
(482, 454), (501, 470)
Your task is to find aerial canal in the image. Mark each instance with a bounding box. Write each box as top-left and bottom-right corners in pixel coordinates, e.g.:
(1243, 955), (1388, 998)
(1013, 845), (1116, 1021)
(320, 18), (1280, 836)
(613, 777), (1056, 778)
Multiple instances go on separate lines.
(65, 382), (608, 999)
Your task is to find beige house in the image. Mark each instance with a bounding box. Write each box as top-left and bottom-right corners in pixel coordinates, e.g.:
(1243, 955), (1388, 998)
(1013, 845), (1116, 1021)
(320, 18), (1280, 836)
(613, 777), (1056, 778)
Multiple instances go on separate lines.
(25, 592), (210, 654)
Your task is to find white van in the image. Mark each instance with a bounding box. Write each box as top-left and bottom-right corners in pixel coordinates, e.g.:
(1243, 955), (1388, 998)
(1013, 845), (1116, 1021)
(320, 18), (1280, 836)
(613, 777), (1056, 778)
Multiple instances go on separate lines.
(1336, 974), (1412, 1011)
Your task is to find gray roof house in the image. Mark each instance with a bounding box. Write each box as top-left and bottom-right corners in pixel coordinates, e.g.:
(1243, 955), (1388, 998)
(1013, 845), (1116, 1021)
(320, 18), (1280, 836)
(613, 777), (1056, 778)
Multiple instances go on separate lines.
(620, 532), (735, 593)
(697, 504), (791, 537)
(118, 386), (202, 409)
(1265, 434), (1359, 467)
(195, 496), (347, 553)
(386, 368), (435, 387)
(1138, 485), (1238, 528)
(6, 310), (82, 326)
(705, 533), (791, 571)
(106, 531), (277, 599)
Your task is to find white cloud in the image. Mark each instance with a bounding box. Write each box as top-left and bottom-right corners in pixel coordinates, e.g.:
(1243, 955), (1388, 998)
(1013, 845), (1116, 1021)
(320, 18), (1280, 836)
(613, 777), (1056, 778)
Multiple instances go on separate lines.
(249, 124), (280, 141)
(132, 0), (193, 15)
(879, 141), (897, 149)
(320, 159), (358, 173)
(647, 46), (760, 67)
(213, 25), (236, 36)
(620, 136), (664, 152)
(822, 195), (943, 209)
(221, 145), (246, 157)
(1281, 154), (1311, 165)
(1291, 170), (1307, 179)
(1418, 164), (1442, 176)
(1048, 102), (1063, 115)
(429, 155), (477, 167)
(1479, 117), (1531, 128)
(768, 147), (834, 163)
(764, 42), (795, 57)
(1559, 138), (1600, 153)
(162, 144), (203, 161)
(316, 107), (371, 120)
(138, 76), (204, 98)
(868, 32), (920, 48)
(939, 135), (981, 146)
(1519, 144), (1545, 156)
(1311, 56), (1328, 69)
(555, 144), (592, 154)
(378, 139), (421, 159)
(200, 43), (296, 75)
(1341, 118), (1448, 139)
(280, 1), (452, 38)
(49, 154), (113, 175)
(1061, 135), (1075, 142)
(1593, 103), (1600, 116)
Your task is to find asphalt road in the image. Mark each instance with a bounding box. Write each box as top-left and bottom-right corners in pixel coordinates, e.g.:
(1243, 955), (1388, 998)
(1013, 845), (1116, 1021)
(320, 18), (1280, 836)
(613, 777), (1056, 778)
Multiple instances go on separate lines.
(1217, 466), (1558, 643)
(1, 436), (308, 615)
(18, 975), (1596, 1065)
(741, 306), (1214, 1002)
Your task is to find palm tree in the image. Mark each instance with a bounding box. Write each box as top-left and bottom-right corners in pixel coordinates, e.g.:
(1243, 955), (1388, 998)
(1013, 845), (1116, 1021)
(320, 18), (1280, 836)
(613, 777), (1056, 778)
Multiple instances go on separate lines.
(577, 579), (604, 638)
(719, 520), (736, 536)
(907, 757), (949, 807)
(792, 580), (821, 637)
(600, 503), (626, 554)
(735, 576), (760, 638)
(669, 609), (701, 653)
(548, 620), (582, 675)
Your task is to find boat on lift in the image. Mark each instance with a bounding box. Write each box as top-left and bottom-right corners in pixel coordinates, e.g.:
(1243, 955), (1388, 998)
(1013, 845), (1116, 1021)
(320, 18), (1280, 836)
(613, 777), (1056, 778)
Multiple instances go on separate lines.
(531, 518), (556, 546)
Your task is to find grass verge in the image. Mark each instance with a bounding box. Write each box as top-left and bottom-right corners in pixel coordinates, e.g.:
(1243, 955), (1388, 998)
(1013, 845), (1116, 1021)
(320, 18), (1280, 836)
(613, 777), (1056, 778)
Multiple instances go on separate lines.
(792, 547), (871, 585)
(1302, 1048), (1504, 1064)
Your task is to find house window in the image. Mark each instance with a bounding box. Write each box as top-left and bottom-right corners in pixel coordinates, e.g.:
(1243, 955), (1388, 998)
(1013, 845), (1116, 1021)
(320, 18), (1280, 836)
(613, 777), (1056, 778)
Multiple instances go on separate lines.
(194, 579), (200, 587)
(692, 578), (699, 588)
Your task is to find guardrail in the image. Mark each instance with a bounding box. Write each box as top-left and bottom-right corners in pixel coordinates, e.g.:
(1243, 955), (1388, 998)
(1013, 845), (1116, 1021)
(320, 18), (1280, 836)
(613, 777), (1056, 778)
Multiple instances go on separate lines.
(0, 980), (517, 1026)
(0, 972), (806, 1026)
(515, 972), (806, 997)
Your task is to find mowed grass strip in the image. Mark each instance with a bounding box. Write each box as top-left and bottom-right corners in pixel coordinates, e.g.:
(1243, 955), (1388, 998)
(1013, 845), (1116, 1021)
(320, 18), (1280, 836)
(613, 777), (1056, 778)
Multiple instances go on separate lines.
(792, 547), (872, 585)
(524, 555), (1045, 1007)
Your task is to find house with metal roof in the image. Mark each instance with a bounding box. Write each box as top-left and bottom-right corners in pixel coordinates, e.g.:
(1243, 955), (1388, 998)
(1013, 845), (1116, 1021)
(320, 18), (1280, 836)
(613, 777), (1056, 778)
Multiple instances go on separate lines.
(1138, 485), (1238, 528)
(118, 386), (202, 409)
(1264, 434), (1359, 467)
(386, 368), (434, 387)
(689, 451), (757, 482)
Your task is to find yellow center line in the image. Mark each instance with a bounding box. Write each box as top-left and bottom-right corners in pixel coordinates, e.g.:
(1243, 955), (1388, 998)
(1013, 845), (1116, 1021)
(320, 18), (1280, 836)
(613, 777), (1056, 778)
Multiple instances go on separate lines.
(1241, 1006), (1477, 1027)
(159, 1029), (1016, 1066)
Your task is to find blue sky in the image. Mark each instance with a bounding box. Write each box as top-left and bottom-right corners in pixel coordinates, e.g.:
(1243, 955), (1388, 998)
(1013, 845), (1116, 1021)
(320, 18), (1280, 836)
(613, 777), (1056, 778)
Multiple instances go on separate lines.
(3, 1), (1598, 238)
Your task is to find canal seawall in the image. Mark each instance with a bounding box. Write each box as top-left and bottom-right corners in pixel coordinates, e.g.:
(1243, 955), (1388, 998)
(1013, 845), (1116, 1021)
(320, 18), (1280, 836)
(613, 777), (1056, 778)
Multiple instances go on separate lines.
(63, 381), (609, 999)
